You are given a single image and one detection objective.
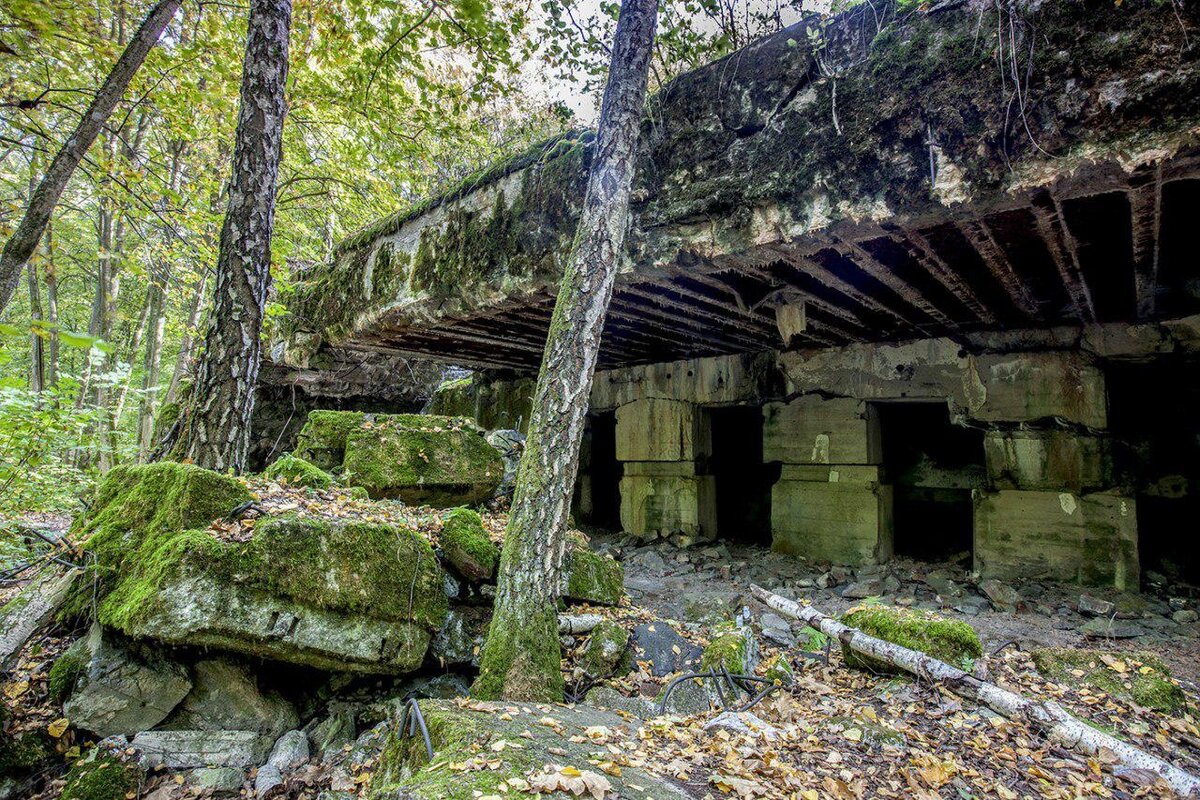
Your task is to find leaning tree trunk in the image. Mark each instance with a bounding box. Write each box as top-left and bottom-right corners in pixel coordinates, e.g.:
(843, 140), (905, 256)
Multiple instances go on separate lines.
(750, 585), (1200, 797)
(176, 0), (291, 472)
(471, 0), (658, 702)
(0, 0), (181, 317)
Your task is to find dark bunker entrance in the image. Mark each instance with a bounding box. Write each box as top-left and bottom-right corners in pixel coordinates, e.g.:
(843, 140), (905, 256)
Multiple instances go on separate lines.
(705, 405), (776, 546)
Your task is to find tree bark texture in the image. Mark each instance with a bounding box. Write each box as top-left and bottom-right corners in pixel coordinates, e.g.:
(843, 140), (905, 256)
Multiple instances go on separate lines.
(472, 0), (658, 702)
(178, 0), (291, 473)
(750, 585), (1200, 797)
(0, 0), (181, 316)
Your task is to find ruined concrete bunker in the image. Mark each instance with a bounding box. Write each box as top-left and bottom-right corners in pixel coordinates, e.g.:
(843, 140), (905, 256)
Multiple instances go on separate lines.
(281, 1), (1200, 590)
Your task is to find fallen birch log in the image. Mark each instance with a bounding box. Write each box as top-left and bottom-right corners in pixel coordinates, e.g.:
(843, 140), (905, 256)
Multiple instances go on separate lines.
(750, 584), (1200, 797)
(558, 613), (605, 635)
(1, 566), (78, 669)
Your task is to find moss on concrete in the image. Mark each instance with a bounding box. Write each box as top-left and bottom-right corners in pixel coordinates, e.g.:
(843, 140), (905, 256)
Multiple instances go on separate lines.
(59, 752), (141, 800)
(1031, 648), (1185, 714)
(427, 376), (476, 419)
(293, 410), (368, 471)
(263, 453), (335, 489)
(342, 415), (502, 506)
(841, 605), (982, 673)
(581, 620), (632, 678)
(564, 548), (624, 606)
(438, 507), (498, 582)
(701, 624), (755, 674)
(48, 639), (88, 703)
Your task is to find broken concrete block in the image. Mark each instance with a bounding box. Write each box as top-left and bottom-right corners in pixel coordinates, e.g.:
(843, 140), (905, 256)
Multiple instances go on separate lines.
(762, 395), (881, 465)
(1078, 594), (1116, 617)
(968, 352), (1107, 428)
(983, 429), (1109, 492)
(619, 469), (716, 540)
(771, 467), (893, 565)
(973, 490), (1138, 589)
(615, 398), (705, 461)
(133, 730), (272, 769)
(160, 659), (298, 740)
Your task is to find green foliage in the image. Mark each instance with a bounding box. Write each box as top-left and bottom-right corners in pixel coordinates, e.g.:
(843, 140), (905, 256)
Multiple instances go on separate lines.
(841, 605), (982, 673)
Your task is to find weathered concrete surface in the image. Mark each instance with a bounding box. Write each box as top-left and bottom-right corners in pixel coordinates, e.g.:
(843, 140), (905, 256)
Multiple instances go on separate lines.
(284, 2), (1200, 371)
(762, 395), (880, 465)
(614, 398), (706, 462)
(983, 430), (1110, 493)
(771, 465), (894, 565)
(620, 465), (717, 541)
(974, 490), (1138, 589)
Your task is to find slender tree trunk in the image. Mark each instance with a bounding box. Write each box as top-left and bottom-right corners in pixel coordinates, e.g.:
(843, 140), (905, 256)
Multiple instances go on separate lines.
(165, 271), (207, 406)
(176, 0), (291, 472)
(44, 225), (59, 388)
(111, 287), (150, 427)
(472, 0), (658, 702)
(751, 585), (1200, 797)
(27, 263), (44, 393)
(0, 0), (181, 316)
(136, 272), (167, 460)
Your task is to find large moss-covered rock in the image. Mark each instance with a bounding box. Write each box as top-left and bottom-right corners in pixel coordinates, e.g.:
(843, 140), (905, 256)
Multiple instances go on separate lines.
(564, 547), (624, 606)
(83, 494), (449, 673)
(1031, 648), (1185, 714)
(841, 605), (982, 673)
(370, 700), (688, 799)
(438, 508), (497, 582)
(293, 410), (368, 471)
(342, 415), (502, 505)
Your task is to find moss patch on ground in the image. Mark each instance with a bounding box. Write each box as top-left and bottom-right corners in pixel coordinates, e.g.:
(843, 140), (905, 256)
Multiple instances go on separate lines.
(438, 508), (497, 582)
(841, 605), (982, 673)
(263, 453), (335, 489)
(701, 624), (756, 674)
(1031, 648), (1186, 714)
(59, 751), (142, 800)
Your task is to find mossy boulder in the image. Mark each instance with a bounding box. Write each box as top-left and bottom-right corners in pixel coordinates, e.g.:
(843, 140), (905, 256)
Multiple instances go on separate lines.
(370, 700), (688, 799)
(841, 605), (982, 673)
(564, 547), (624, 606)
(263, 453), (335, 489)
(426, 376), (476, 418)
(700, 624), (758, 675)
(342, 415), (502, 505)
(293, 410), (368, 471)
(581, 620), (632, 678)
(438, 508), (497, 582)
(60, 750), (142, 800)
(81, 487), (449, 673)
(48, 640), (88, 703)
(1031, 648), (1185, 714)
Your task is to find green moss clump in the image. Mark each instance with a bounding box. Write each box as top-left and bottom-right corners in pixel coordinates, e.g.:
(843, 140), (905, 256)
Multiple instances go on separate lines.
(427, 376), (476, 419)
(564, 548), (624, 606)
(1031, 648), (1186, 714)
(60, 752), (141, 800)
(263, 453), (335, 489)
(48, 639), (89, 703)
(439, 508), (498, 582)
(581, 620), (632, 678)
(700, 624), (754, 674)
(293, 410), (368, 472)
(470, 601), (563, 702)
(0, 721), (50, 779)
(841, 605), (982, 673)
(763, 654), (795, 686)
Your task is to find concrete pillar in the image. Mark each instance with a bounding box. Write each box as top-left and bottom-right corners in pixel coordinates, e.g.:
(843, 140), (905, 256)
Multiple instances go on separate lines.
(763, 396), (891, 564)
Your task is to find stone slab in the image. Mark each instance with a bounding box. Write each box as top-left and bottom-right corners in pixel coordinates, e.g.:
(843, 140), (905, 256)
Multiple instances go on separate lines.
(968, 352), (1107, 428)
(973, 490), (1138, 589)
(771, 480), (893, 565)
(619, 473), (716, 539)
(983, 429), (1110, 492)
(615, 398), (706, 462)
(763, 395), (881, 465)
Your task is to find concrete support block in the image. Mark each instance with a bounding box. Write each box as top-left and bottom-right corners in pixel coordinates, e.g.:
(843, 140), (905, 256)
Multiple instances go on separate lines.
(615, 398), (707, 462)
(983, 430), (1110, 492)
(770, 466), (893, 565)
(762, 395), (881, 465)
(592, 351), (779, 410)
(968, 352), (1107, 428)
(973, 490), (1138, 589)
(619, 470), (716, 540)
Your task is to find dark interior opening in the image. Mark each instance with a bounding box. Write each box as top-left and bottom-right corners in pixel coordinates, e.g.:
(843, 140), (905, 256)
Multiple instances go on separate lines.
(876, 401), (985, 561)
(707, 405), (775, 545)
(1107, 359), (1200, 589)
(581, 411), (622, 530)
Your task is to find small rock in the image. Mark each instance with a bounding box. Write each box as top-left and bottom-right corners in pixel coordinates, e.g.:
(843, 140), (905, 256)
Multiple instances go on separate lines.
(881, 574), (902, 594)
(431, 605), (490, 667)
(979, 579), (1019, 610)
(631, 622), (702, 677)
(924, 570), (963, 598)
(1168, 597), (1188, 611)
(161, 659), (298, 740)
(759, 613), (795, 647)
(703, 711), (778, 740)
(133, 730), (271, 769)
(629, 549), (667, 574)
(681, 591), (738, 624)
(397, 673), (471, 700)
(840, 578), (883, 599)
(305, 705), (356, 761)
(1078, 594), (1116, 617)
(655, 679), (712, 716)
(1173, 609), (1198, 625)
(585, 686), (655, 718)
(255, 730), (310, 798)
(1079, 617), (1144, 639)
(189, 767), (244, 795)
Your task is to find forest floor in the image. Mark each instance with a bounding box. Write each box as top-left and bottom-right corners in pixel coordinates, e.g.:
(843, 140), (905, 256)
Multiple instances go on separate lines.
(2, 488), (1199, 799)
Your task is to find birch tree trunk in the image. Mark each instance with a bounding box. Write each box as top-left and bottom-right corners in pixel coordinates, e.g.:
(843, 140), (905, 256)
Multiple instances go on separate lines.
(0, 0), (181, 316)
(750, 585), (1200, 797)
(136, 269), (167, 459)
(471, 0), (658, 702)
(176, 0), (291, 472)
(44, 226), (58, 387)
(164, 271), (208, 406)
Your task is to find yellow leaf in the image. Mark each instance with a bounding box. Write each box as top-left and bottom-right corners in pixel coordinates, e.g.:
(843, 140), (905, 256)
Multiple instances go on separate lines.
(47, 718), (70, 738)
(3, 680), (29, 700)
